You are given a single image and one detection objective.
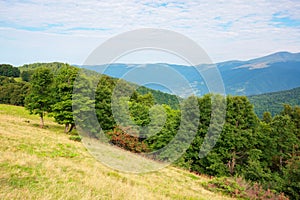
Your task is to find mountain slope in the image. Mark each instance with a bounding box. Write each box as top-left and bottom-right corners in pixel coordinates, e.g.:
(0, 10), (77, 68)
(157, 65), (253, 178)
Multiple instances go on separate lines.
(81, 51), (300, 96)
(249, 86), (300, 118)
(217, 52), (300, 95)
(0, 104), (234, 200)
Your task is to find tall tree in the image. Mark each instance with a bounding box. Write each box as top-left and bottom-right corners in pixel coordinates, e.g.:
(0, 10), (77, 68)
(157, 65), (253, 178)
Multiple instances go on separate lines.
(95, 75), (117, 131)
(72, 71), (97, 138)
(262, 111), (272, 123)
(21, 70), (34, 82)
(282, 156), (300, 199)
(25, 67), (54, 128)
(51, 65), (78, 132)
(220, 96), (259, 175)
(269, 115), (298, 171)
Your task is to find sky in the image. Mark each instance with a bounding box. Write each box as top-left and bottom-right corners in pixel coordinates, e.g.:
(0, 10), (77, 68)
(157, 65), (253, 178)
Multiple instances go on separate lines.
(1, 0), (300, 66)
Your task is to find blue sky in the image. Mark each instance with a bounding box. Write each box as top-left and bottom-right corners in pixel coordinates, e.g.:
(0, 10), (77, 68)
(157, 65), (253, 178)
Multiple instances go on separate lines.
(1, 0), (300, 66)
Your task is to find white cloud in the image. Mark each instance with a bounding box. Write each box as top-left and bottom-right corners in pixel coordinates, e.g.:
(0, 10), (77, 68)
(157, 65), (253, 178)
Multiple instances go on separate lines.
(1, 0), (300, 65)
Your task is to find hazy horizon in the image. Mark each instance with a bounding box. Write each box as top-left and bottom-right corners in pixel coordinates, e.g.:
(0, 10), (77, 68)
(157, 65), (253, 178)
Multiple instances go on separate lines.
(1, 1), (300, 66)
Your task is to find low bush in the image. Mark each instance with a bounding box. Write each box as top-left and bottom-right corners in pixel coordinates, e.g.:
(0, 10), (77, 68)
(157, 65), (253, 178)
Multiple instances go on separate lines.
(202, 177), (288, 200)
(69, 135), (82, 142)
(106, 126), (148, 153)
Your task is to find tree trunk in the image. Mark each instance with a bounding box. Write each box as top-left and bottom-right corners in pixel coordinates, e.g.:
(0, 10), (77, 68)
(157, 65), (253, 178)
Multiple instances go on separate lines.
(231, 155), (236, 175)
(65, 123), (69, 133)
(279, 149), (283, 169)
(228, 151), (236, 175)
(68, 124), (76, 132)
(40, 113), (44, 128)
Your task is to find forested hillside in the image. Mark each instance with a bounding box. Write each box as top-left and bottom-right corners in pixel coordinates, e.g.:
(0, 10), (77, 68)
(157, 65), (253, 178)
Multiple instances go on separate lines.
(249, 87), (300, 118)
(0, 62), (299, 199)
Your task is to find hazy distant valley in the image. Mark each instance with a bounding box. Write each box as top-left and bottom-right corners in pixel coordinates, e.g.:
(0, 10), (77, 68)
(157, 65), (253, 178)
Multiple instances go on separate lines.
(81, 51), (300, 96)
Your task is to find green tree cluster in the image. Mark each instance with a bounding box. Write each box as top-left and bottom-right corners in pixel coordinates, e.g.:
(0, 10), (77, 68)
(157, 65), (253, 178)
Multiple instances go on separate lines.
(0, 64), (20, 77)
(20, 70), (34, 82)
(0, 76), (29, 105)
(24, 64), (81, 130)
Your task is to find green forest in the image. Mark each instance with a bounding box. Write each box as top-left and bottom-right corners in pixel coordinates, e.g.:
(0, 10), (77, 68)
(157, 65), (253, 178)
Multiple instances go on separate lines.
(249, 87), (300, 118)
(0, 62), (299, 199)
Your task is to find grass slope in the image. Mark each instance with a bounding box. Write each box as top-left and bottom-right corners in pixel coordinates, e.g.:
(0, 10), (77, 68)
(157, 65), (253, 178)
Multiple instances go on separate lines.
(0, 104), (234, 200)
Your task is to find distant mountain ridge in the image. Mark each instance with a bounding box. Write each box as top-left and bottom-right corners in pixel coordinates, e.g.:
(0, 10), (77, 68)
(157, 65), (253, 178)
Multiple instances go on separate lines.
(233, 51), (300, 70)
(80, 51), (300, 96)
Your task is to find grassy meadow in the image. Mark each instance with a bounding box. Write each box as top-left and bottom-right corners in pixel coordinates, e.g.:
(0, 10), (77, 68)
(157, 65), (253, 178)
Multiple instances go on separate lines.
(0, 104), (234, 200)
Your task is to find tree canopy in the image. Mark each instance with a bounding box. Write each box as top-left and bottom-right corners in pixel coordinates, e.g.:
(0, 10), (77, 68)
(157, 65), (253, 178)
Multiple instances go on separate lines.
(25, 67), (54, 128)
(0, 64), (20, 77)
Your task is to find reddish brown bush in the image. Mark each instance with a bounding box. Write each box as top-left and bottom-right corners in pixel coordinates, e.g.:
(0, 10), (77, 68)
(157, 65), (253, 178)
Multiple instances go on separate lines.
(107, 126), (148, 153)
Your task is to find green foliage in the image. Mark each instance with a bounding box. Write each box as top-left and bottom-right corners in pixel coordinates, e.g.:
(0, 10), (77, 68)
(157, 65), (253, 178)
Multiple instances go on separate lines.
(69, 135), (82, 142)
(161, 96), (200, 162)
(20, 70), (34, 82)
(249, 86), (300, 118)
(0, 76), (30, 106)
(281, 104), (300, 138)
(19, 62), (70, 73)
(218, 96), (259, 175)
(129, 100), (151, 127)
(242, 149), (272, 183)
(131, 92), (154, 107)
(282, 156), (300, 200)
(203, 177), (246, 198)
(270, 115), (298, 170)
(95, 75), (118, 131)
(72, 71), (97, 137)
(181, 95), (259, 177)
(145, 105), (181, 151)
(51, 65), (79, 132)
(136, 86), (180, 109)
(0, 64), (20, 77)
(25, 67), (54, 128)
(94, 75), (174, 132)
(262, 112), (272, 123)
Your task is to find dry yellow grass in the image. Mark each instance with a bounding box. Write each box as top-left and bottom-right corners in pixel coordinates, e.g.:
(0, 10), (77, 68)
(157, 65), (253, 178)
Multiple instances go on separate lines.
(0, 104), (235, 200)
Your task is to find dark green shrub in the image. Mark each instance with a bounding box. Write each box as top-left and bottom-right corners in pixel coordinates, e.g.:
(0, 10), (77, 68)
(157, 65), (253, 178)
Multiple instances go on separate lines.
(69, 135), (82, 142)
(203, 177), (288, 200)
